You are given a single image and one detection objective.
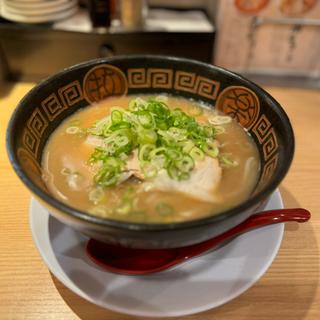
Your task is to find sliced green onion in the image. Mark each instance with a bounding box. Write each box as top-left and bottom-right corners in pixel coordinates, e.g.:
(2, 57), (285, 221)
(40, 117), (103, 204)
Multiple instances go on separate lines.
(94, 157), (123, 187)
(203, 125), (215, 138)
(157, 130), (176, 145)
(180, 140), (195, 153)
(149, 147), (167, 159)
(137, 111), (155, 129)
(109, 121), (132, 131)
(220, 154), (239, 168)
(95, 168), (119, 187)
(114, 135), (129, 147)
(175, 155), (194, 173)
(89, 148), (108, 163)
(89, 187), (105, 205)
(66, 126), (81, 134)
(166, 148), (182, 160)
(214, 126), (225, 135)
(88, 117), (111, 136)
(128, 99), (138, 111)
(209, 115), (232, 125)
(204, 146), (219, 158)
(155, 119), (169, 130)
(85, 96), (235, 188)
(138, 144), (155, 162)
(203, 139), (219, 158)
(115, 200), (132, 215)
(111, 110), (123, 124)
(128, 97), (147, 111)
(168, 127), (187, 141)
(104, 157), (123, 167)
(167, 163), (190, 181)
(148, 99), (170, 118)
(156, 202), (174, 216)
(190, 146), (205, 160)
(138, 129), (157, 144)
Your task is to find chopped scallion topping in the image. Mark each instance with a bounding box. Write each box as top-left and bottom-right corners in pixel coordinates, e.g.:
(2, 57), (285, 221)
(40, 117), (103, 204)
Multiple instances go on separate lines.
(85, 96), (233, 187)
(89, 187), (105, 205)
(190, 146), (205, 161)
(66, 126), (81, 134)
(156, 202), (174, 216)
(115, 200), (132, 215)
(209, 115), (232, 125)
(111, 110), (123, 124)
(220, 154), (239, 168)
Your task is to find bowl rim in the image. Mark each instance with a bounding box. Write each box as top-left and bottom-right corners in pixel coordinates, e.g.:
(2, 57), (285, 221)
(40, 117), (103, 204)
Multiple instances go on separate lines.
(6, 54), (295, 231)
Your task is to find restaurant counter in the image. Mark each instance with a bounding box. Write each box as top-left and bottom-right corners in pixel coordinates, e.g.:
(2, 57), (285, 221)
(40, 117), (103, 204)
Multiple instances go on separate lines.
(0, 83), (319, 319)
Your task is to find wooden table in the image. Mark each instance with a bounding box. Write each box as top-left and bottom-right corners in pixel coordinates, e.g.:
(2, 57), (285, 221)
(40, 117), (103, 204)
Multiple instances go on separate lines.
(0, 83), (319, 320)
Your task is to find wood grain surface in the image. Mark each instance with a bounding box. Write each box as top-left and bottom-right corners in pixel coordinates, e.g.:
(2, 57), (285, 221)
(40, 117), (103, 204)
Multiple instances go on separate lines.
(0, 83), (319, 320)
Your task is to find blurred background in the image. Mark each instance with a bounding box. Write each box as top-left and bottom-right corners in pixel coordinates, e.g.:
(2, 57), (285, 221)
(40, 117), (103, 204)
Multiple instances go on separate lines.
(0, 0), (320, 87)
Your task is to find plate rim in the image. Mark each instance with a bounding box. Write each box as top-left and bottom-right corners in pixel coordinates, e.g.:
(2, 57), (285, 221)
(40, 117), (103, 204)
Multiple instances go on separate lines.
(29, 190), (284, 317)
(1, 5), (78, 23)
(3, 0), (77, 16)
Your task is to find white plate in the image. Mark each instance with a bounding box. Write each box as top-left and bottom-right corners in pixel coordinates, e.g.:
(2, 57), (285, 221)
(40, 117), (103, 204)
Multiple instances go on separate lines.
(9, 0), (67, 3)
(6, 0), (71, 5)
(1, 5), (78, 23)
(7, 0), (72, 5)
(4, 0), (77, 15)
(29, 190), (284, 317)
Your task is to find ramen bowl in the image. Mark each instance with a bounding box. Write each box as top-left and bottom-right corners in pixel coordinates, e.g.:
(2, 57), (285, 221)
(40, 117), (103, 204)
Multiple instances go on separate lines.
(6, 55), (294, 249)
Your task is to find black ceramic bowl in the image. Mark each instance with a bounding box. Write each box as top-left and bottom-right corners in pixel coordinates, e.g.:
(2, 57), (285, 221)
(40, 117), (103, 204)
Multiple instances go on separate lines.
(6, 55), (294, 249)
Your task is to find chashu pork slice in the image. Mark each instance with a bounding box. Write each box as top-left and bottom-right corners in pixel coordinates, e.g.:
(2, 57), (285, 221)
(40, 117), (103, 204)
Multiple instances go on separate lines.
(85, 136), (222, 202)
(148, 157), (222, 203)
(126, 152), (222, 203)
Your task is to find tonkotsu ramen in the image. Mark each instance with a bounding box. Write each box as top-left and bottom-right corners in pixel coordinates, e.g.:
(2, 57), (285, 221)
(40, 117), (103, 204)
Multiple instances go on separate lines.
(42, 95), (260, 223)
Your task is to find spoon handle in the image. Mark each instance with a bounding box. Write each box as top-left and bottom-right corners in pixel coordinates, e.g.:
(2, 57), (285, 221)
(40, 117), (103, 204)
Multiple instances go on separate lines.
(182, 208), (311, 259)
(235, 208), (311, 226)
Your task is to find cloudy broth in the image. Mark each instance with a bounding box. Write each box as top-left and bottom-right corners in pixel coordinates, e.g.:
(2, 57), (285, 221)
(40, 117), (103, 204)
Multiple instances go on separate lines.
(42, 95), (260, 223)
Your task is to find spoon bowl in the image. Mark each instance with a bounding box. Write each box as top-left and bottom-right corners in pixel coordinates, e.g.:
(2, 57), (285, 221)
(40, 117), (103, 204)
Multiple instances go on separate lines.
(86, 208), (310, 275)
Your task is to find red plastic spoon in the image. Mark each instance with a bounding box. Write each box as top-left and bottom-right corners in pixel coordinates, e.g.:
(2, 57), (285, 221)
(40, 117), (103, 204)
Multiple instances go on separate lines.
(86, 208), (310, 275)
